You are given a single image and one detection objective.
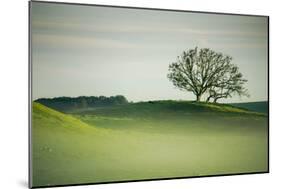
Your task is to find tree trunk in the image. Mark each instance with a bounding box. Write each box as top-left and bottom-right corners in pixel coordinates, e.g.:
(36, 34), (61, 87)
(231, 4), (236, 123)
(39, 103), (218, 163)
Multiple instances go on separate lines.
(196, 94), (202, 102)
(206, 96), (212, 102)
(213, 97), (219, 103)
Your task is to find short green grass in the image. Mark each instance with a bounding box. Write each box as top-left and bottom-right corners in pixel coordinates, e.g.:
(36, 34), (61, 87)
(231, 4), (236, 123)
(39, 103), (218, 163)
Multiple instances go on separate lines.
(32, 101), (268, 187)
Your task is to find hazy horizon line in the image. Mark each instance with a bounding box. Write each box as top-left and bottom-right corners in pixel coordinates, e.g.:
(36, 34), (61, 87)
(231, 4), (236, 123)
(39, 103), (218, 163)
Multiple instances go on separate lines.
(32, 94), (268, 104)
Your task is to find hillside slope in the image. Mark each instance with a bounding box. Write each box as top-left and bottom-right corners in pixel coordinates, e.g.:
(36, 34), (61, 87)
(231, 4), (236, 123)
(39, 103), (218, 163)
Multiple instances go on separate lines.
(32, 103), (108, 187)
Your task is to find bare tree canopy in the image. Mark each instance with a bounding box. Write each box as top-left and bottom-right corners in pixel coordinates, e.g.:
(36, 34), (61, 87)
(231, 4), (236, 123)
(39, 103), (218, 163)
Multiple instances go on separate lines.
(167, 47), (249, 103)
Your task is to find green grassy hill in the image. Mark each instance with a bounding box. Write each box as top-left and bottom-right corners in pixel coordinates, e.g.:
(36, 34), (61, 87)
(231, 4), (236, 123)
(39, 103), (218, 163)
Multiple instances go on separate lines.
(230, 101), (268, 114)
(32, 101), (268, 187)
(32, 102), (111, 186)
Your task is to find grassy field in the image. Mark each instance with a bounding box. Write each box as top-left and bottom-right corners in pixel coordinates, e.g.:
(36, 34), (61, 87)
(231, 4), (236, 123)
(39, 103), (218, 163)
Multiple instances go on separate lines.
(32, 101), (268, 187)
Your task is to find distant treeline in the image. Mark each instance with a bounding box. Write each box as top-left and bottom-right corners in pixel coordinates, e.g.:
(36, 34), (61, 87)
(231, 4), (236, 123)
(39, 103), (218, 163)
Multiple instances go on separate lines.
(35, 95), (129, 112)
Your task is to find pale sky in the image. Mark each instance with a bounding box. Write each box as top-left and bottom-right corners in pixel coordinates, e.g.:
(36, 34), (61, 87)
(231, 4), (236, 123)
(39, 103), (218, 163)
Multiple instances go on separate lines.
(31, 2), (268, 103)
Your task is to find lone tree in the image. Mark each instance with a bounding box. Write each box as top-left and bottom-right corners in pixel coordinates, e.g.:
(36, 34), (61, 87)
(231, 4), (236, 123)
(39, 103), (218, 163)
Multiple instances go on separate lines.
(167, 47), (249, 102)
